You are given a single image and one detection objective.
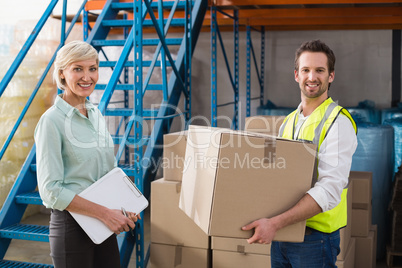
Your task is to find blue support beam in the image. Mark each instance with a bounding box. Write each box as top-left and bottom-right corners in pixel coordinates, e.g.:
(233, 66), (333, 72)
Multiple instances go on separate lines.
(133, 1), (145, 267)
(233, 10), (239, 130)
(210, 6), (240, 129)
(246, 26), (251, 117)
(245, 26), (266, 116)
(185, 0), (192, 124)
(211, 6), (217, 127)
(260, 27), (266, 107)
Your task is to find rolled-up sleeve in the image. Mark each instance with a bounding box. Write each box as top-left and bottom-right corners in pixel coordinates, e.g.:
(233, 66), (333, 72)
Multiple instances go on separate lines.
(307, 114), (357, 212)
(34, 114), (76, 210)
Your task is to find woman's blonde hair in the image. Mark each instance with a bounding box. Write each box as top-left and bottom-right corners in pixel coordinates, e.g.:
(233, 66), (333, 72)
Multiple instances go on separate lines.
(53, 40), (99, 90)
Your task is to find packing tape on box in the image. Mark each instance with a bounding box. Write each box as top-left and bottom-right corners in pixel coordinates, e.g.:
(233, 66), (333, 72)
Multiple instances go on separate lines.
(174, 244), (183, 266)
(264, 138), (276, 164)
(237, 245), (246, 254)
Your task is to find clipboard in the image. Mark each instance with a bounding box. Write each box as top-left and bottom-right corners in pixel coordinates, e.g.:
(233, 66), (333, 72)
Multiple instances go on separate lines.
(69, 167), (149, 244)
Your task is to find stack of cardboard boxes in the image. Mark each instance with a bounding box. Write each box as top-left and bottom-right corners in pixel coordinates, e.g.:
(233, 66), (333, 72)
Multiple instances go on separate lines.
(177, 125), (318, 267)
(150, 117), (376, 267)
(336, 181), (355, 268)
(350, 171), (377, 268)
(150, 131), (211, 267)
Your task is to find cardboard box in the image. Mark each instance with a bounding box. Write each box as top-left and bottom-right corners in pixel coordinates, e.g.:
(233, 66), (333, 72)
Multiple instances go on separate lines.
(149, 243), (210, 268)
(336, 238), (356, 268)
(349, 171), (372, 237)
(163, 131), (188, 181)
(354, 225), (377, 268)
(339, 180), (353, 260)
(179, 125), (316, 242)
(245, 116), (286, 136)
(213, 250), (271, 268)
(151, 178), (209, 249)
(212, 236), (271, 267)
(212, 236), (271, 255)
(352, 208), (372, 237)
(349, 171), (372, 210)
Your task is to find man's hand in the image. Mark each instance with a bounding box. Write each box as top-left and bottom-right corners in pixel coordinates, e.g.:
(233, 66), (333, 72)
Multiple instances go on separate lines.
(242, 218), (277, 244)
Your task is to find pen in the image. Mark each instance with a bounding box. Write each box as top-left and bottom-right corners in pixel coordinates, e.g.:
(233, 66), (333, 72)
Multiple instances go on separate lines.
(121, 207), (135, 236)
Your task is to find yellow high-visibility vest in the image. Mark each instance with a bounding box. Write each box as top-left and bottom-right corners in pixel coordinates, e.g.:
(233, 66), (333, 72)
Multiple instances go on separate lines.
(279, 97), (357, 233)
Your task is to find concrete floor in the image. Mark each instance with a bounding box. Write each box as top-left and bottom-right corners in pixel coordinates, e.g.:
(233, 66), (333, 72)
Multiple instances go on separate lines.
(3, 211), (390, 267)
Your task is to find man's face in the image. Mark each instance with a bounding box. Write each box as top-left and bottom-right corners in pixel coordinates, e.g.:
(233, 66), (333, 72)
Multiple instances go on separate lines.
(295, 52), (334, 100)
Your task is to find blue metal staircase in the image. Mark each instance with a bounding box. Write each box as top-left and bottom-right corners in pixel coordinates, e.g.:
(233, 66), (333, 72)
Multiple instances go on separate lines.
(0, 0), (207, 267)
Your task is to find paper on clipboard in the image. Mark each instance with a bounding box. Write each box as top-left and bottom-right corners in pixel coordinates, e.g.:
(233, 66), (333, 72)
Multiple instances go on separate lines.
(69, 167), (149, 244)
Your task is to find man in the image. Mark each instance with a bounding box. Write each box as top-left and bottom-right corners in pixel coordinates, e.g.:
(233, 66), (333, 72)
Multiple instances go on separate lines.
(242, 40), (358, 267)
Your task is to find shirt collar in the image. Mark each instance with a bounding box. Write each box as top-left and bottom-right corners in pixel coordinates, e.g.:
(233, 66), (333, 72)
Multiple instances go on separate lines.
(54, 94), (96, 118)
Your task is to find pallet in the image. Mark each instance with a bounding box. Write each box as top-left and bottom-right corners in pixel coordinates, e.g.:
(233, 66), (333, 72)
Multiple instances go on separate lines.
(387, 246), (402, 267)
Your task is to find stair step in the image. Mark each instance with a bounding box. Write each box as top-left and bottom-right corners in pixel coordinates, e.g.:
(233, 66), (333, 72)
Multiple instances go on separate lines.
(112, 135), (151, 146)
(111, 1), (190, 11)
(95, 84), (133, 90)
(91, 38), (182, 47)
(0, 259), (53, 268)
(95, 84), (163, 91)
(99, 60), (171, 68)
(102, 18), (186, 28)
(111, 135), (135, 145)
(105, 108), (159, 117)
(0, 224), (49, 242)
(15, 191), (42, 205)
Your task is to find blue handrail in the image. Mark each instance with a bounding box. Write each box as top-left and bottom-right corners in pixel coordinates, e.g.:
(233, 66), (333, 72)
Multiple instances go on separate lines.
(0, 0), (88, 161)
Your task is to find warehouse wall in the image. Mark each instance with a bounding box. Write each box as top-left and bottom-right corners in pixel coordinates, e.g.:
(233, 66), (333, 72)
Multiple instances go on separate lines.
(190, 30), (393, 129)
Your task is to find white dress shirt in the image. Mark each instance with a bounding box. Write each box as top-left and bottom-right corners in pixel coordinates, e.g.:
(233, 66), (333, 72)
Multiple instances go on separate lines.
(290, 105), (358, 212)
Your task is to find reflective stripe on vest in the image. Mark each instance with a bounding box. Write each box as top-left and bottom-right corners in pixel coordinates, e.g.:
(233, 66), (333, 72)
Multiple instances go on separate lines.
(279, 97), (357, 233)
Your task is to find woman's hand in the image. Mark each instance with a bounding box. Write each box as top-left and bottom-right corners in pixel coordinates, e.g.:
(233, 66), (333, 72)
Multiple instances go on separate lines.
(103, 209), (140, 235)
(66, 195), (141, 235)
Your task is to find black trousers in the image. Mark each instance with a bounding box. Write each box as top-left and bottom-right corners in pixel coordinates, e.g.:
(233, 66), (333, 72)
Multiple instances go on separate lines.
(49, 209), (120, 268)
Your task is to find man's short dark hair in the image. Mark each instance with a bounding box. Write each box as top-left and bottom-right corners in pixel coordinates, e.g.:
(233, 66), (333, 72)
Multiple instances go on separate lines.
(294, 40), (336, 73)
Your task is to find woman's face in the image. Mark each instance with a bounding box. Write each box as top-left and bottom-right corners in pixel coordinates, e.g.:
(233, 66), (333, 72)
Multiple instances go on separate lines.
(61, 59), (98, 99)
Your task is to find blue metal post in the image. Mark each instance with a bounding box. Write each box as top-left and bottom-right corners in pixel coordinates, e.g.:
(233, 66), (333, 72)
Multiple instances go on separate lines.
(134, 0), (144, 267)
(233, 10), (239, 130)
(211, 6), (217, 127)
(61, 0), (67, 46)
(123, 13), (130, 165)
(158, 0), (168, 102)
(246, 26), (251, 117)
(260, 27), (265, 106)
(185, 0), (192, 126)
(83, 9), (89, 41)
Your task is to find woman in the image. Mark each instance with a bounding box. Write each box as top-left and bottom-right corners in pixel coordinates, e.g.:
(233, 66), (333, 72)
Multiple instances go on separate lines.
(34, 40), (139, 268)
